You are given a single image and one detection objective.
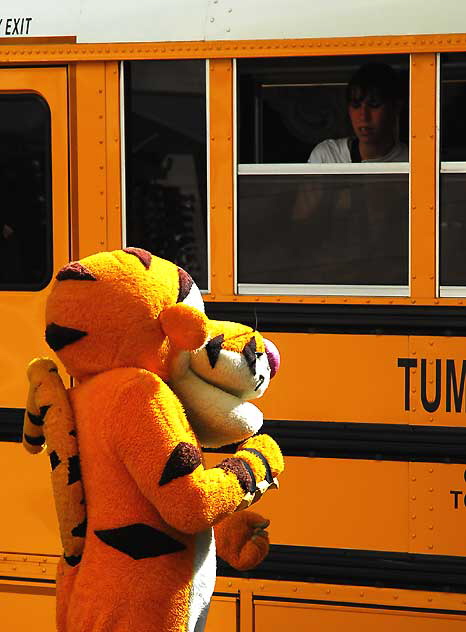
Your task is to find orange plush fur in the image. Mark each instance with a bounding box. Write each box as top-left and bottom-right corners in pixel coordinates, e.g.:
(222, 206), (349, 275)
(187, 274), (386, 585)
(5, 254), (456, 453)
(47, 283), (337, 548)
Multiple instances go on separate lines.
(23, 249), (283, 632)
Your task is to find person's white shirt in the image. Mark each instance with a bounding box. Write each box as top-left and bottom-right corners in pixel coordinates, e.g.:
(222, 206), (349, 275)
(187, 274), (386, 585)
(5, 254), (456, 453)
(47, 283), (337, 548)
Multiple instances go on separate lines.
(308, 138), (409, 163)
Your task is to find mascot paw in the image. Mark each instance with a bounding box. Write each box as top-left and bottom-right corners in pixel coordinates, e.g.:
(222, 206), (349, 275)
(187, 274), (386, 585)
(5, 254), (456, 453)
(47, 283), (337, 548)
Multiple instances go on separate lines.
(215, 511), (270, 571)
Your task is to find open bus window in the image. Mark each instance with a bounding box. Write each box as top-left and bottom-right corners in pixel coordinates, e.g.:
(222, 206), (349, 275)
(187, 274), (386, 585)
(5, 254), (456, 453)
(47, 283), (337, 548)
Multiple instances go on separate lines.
(125, 60), (208, 290)
(440, 53), (466, 293)
(236, 55), (410, 295)
(0, 95), (52, 290)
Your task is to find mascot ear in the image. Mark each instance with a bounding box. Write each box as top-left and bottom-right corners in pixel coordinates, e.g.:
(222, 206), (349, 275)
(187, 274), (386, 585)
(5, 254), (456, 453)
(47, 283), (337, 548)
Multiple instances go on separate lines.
(160, 303), (209, 351)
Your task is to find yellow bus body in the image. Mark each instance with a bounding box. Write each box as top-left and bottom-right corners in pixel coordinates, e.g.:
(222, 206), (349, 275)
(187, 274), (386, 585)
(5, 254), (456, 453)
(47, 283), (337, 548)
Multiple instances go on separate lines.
(2, 26), (466, 632)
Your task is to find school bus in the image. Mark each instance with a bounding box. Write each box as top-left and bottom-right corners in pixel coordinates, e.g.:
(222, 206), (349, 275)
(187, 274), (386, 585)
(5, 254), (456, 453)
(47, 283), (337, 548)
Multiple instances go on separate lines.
(2, 0), (466, 630)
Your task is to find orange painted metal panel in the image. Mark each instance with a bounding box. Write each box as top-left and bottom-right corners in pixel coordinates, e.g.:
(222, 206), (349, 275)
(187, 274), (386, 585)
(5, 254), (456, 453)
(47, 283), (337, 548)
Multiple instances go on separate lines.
(258, 333), (409, 424)
(1, 33), (466, 64)
(0, 583), (55, 632)
(205, 294), (466, 307)
(410, 54), (437, 299)
(255, 600), (466, 631)
(410, 462), (466, 557)
(205, 455), (409, 552)
(215, 576), (466, 613)
(72, 62), (109, 259)
(408, 336), (466, 427)
(205, 596), (237, 632)
(0, 444), (60, 554)
(209, 59), (234, 297)
(105, 62), (123, 251)
(0, 67), (69, 407)
(69, 61), (121, 258)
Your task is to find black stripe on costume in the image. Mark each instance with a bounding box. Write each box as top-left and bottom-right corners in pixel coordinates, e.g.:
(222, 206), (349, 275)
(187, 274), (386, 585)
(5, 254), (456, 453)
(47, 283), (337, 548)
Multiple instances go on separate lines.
(217, 457), (256, 494)
(177, 267), (194, 302)
(67, 455), (81, 485)
(242, 337), (257, 374)
(123, 247), (152, 269)
(49, 451), (61, 471)
(56, 262), (97, 281)
(95, 523), (186, 559)
(159, 442), (202, 486)
(27, 411), (44, 427)
(45, 323), (87, 351)
(64, 554), (82, 567)
(39, 405), (50, 419)
(72, 518), (87, 538)
(24, 433), (45, 446)
(205, 335), (224, 368)
(242, 448), (274, 484)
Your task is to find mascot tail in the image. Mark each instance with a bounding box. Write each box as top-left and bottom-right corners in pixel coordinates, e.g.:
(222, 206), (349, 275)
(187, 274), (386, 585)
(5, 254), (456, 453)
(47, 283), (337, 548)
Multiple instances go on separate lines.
(23, 358), (86, 631)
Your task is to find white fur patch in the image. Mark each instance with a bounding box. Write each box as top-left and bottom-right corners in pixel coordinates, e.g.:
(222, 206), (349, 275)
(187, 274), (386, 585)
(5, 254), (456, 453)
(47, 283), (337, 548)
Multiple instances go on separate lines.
(190, 348), (271, 400)
(170, 369), (263, 448)
(182, 281), (205, 314)
(187, 529), (216, 632)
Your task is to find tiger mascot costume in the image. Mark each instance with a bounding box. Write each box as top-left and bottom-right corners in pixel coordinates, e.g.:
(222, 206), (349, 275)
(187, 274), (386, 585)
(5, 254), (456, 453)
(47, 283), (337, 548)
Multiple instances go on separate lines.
(22, 248), (283, 632)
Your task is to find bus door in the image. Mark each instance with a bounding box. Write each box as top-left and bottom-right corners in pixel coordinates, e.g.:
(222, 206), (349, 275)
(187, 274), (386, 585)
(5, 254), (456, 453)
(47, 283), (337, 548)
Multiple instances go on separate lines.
(0, 67), (68, 565)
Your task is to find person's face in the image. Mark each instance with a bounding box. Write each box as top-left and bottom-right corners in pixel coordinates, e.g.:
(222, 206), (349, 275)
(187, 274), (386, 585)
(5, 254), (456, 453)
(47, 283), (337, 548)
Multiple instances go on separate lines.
(348, 89), (398, 145)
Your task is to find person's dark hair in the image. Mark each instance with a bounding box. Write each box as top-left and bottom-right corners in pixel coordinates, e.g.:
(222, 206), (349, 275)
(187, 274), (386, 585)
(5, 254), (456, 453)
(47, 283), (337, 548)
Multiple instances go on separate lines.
(346, 63), (402, 104)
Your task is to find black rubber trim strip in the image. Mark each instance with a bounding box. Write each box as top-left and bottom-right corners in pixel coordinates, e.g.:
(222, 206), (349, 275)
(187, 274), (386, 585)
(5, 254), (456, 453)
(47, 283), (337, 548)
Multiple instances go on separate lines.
(0, 408), (24, 442)
(205, 420), (466, 463)
(253, 595), (466, 616)
(7, 410), (466, 463)
(0, 575), (55, 585)
(205, 302), (466, 336)
(217, 545), (466, 593)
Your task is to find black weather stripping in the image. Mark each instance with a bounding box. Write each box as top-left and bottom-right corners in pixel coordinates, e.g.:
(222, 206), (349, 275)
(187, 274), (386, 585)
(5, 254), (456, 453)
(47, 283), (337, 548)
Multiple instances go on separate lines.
(217, 545), (466, 594)
(205, 302), (466, 336)
(205, 420), (466, 464)
(0, 408), (24, 442)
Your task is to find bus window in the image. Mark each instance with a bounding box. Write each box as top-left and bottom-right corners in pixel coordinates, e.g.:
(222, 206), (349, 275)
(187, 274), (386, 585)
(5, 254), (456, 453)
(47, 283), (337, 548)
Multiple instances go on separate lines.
(0, 95), (52, 290)
(439, 53), (466, 294)
(125, 60), (208, 291)
(236, 55), (410, 295)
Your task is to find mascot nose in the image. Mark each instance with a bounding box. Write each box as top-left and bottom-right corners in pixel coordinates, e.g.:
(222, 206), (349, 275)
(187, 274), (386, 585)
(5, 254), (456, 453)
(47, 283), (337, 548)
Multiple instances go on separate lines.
(264, 338), (280, 379)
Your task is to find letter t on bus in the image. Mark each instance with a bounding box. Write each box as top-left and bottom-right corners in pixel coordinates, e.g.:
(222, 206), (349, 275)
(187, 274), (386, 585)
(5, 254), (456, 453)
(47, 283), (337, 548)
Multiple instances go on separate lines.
(398, 358), (418, 411)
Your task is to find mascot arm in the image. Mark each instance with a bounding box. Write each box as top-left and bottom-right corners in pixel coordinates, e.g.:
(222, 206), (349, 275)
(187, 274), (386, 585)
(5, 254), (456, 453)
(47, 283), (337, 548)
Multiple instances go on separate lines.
(111, 371), (281, 534)
(214, 511), (270, 571)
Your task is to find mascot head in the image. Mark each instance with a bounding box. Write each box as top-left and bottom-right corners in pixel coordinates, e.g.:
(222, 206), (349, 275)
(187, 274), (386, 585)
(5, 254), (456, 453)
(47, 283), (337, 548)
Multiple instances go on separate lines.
(45, 248), (208, 381)
(46, 248), (280, 448)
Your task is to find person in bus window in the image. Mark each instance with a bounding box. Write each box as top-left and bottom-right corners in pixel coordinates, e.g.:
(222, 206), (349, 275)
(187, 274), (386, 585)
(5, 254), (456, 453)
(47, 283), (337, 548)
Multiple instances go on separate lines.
(309, 62), (408, 163)
(291, 63), (409, 282)
(293, 62), (408, 220)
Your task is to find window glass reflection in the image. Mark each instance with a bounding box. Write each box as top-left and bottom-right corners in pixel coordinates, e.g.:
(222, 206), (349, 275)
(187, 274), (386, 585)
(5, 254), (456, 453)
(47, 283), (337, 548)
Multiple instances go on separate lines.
(0, 95), (52, 289)
(238, 174), (409, 287)
(440, 54), (466, 162)
(440, 173), (466, 286)
(125, 60), (208, 290)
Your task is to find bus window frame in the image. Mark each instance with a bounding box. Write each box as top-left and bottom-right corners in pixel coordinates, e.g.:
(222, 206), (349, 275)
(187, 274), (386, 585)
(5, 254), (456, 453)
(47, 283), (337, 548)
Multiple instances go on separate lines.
(438, 54), (466, 297)
(234, 58), (411, 298)
(121, 58), (211, 294)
